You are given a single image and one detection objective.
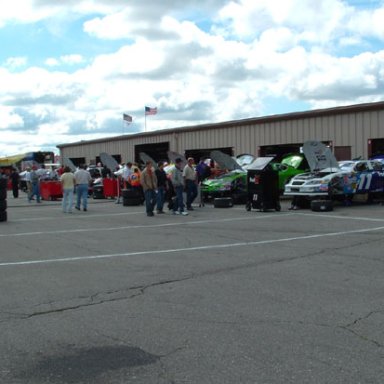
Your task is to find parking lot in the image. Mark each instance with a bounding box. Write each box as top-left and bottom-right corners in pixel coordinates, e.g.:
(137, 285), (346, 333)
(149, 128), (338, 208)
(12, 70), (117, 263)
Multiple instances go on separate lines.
(1, 193), (384, 384)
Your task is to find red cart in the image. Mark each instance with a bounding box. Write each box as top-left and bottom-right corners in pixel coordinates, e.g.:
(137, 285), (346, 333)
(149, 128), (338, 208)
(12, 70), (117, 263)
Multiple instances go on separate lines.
(40, 181), (63, 200)
(103, 178), (118, 198)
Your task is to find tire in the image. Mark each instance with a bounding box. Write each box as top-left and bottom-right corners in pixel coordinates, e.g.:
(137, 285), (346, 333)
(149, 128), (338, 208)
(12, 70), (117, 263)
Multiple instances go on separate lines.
(311, 200), (333, 212)
(0, 211), (7, 222)
(93, 190), (105, 199)
(0, 188), (6, 200)
(260, 202), (267, 212)
(123, 197), (143, 206)
(214, 197), (233, 208)
(122, 188), (142, 199)
(0, 178), (7, 190)
(275, 202), (281, 211)
(0, 200), (7, 212)
(245, 202), (251, 211)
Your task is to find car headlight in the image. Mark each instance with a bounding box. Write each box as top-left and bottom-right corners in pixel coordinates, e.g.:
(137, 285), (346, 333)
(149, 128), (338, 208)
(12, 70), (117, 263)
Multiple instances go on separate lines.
(305, 179), (327, 185)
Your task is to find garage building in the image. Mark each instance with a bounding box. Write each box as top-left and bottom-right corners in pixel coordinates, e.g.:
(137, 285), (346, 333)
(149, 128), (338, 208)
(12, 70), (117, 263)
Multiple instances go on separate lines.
(57, 101), (384, 166)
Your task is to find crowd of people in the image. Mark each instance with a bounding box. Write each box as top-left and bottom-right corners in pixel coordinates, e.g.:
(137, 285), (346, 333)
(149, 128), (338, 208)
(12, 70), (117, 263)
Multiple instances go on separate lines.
(1, 156), (214, 217)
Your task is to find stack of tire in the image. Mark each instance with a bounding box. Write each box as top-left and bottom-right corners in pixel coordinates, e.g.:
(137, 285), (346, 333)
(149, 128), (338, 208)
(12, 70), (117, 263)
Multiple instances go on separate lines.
(122, 188), (143, 206)
(0, 176), (7, 222)
(214, 197), (234, 208)
(92, 184), (105, 199)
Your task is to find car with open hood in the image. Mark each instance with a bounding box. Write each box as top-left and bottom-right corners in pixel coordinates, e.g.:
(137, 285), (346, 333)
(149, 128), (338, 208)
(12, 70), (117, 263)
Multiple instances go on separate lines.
(201, 151), (308, 202)
(284, 141), (384, 201)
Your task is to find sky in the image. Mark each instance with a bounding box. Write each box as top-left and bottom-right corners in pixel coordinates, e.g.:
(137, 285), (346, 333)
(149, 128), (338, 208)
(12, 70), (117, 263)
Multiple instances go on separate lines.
(0, 0), (384, 157)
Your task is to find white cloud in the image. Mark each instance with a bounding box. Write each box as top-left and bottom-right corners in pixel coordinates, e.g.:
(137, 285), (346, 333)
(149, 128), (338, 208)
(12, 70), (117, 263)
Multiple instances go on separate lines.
(0, 1), (383, 156)
(45, 58), (60, 66)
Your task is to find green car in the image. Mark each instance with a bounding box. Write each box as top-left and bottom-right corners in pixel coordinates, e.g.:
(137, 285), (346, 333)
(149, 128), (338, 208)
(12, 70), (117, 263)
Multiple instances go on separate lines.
(201, 169), (248, 202)
(201, 154), (308, 202)
(272, 154), (309, 191)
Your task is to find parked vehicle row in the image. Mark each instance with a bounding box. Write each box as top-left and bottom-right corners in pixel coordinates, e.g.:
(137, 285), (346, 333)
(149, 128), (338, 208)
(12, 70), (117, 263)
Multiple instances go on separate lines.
(200, 152), (309, 202)
(284, 141), (384, 204)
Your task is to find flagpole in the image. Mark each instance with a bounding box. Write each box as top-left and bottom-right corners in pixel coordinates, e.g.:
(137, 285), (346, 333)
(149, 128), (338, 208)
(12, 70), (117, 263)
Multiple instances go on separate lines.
(144, 110), (147, 132)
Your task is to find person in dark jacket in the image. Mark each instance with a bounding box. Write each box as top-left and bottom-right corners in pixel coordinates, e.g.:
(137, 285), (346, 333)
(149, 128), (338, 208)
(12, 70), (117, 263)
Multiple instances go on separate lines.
(10, 168), (20, 198)
(155, 161), (167, 214)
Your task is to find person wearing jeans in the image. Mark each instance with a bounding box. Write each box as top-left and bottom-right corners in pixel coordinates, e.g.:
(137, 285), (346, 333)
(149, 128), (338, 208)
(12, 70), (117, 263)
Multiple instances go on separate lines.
(155, 161), (167, 214)
(183, 157), (198, 210)
(60, 166), (75, 213)
(171, 158), (188, 216)
(74, 164), (92, 211)
(140, 161), (157, 217)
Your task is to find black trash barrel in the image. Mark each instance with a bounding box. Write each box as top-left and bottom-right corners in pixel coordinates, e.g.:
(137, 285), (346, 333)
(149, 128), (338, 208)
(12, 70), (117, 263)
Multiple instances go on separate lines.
(245, 157), (280, 212)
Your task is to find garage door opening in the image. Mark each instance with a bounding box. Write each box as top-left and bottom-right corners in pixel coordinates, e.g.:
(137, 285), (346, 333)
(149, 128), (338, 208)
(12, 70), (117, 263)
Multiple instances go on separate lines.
(135, 142), (170, 165)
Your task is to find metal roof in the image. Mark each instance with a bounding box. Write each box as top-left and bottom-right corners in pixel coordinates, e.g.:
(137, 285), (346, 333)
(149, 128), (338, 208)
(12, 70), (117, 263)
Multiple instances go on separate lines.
(57, 101), (384, 149)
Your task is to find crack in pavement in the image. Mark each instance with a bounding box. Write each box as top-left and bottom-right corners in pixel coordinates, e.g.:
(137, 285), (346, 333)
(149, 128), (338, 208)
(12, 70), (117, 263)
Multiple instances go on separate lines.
(339, 309), (384, 348)
(0, 276), (193, 322)
(1, 236), (383, 355)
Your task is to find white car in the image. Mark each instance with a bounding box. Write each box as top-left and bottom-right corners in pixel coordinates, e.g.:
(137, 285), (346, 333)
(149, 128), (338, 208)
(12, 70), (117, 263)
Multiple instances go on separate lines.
(285, 160), (384, 198)
(284, 141), (384, 200)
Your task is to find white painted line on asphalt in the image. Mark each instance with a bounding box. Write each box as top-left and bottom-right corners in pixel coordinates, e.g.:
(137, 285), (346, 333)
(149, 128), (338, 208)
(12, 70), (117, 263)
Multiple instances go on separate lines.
(1, 225), (384, 267)
(296, 212), (384, 223)
(0, 214), (292, 238)
(13, 211), (143, 222)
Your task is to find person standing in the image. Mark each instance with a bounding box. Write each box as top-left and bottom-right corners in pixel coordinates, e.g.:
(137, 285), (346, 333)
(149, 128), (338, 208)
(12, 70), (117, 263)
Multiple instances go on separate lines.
(74, 164), (92, 211)
(183, 157), (198, 210)
(122, 162), (133, 188)
(60, 166), (75, 213)
(195, 158), (211, 207)
(155, 161), (167, 214)
(28, 166), (41, 203)
(10, 168), (20, 198)
(24, 167), (32, 199)
(171, 158), (188, 216)
(140, 161), (157, 217)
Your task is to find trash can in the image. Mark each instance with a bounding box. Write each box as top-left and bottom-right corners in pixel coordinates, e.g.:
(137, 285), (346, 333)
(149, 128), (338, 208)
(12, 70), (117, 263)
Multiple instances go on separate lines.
(246, 157), (281, 212)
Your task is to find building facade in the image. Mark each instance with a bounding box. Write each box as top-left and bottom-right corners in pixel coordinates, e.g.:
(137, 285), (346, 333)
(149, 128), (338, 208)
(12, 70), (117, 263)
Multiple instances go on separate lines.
(57, 101), (384, 166)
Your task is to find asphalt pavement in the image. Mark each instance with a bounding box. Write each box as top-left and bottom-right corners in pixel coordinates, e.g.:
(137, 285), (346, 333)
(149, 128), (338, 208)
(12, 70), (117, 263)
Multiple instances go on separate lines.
(1, 191), (384, 384)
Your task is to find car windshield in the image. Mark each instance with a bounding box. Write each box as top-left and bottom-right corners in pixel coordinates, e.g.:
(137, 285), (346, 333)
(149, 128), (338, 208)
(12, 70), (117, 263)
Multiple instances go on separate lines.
(215, 170), (245, 179)
(338, 162), (355, 171)
(281, 155), (303, 169)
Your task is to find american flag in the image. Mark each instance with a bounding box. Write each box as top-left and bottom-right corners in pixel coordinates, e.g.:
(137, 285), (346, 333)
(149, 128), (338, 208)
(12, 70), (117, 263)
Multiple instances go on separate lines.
(145, 106), (157, 116)
(123, 113), (132, 122)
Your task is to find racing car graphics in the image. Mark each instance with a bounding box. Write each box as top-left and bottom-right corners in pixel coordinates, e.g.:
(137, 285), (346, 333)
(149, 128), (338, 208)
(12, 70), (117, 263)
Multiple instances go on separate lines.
(284, 141), (384, 200)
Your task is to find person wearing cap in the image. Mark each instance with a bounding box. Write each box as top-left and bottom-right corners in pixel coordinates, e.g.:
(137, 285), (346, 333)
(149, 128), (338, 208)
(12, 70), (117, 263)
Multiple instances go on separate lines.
(183, 157), (198, 210)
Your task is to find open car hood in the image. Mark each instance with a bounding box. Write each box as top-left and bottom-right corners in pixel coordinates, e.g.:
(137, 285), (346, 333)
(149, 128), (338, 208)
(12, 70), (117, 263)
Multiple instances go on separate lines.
(247, 157), (275, 170)
(100, 152), (119, 172)
(167, 151), (187, 168)
(302, 141), (340, 172)
(139, 152), (158, 169)
(62, 157), (76, 172)
(210, 150), (243, 171)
